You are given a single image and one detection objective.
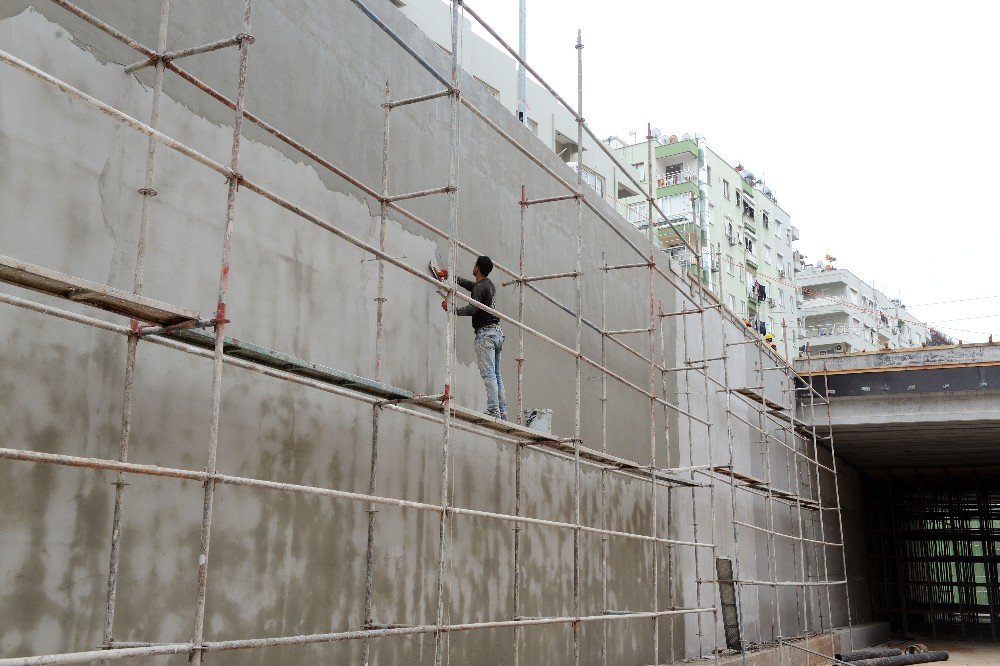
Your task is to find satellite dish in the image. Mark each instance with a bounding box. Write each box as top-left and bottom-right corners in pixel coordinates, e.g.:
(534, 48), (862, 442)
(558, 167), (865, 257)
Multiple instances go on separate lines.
(651, 128), (662, 139)
(682, 133), (692, 141)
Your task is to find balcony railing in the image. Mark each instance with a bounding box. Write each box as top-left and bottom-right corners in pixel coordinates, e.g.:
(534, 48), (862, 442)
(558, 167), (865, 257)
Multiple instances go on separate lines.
(654, 170), (697, 188)
(801, 324), (860, 340)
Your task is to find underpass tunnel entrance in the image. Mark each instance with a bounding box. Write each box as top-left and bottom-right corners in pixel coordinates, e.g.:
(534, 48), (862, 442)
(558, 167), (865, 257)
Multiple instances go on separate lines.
(863, 468), (1000, 642)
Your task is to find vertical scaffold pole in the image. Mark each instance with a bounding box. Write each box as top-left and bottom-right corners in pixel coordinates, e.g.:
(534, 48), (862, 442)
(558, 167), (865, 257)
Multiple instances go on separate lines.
(645, 123), (660, 664)
(688, 186), (720, 660)
(102, 0), (170, 657)
(659, 305), (678, 662)
(362, 80), (392, 666)
(433, 2), (461, 663)
(191, 2), (253, 664)
(720, 322), (748, 666)
(599, 252), (609, 666)
(572, 29), (584, 666)
(822, 360), (854, 651)
(679, 303), (703, 656)
(695, 294), (721, 661)
(808, 371), (835, 642)
(512, 184), (526, 666)
(516, 185), (527, 425)
(516, 0), (526, 124)
(755, 339), (783, 646)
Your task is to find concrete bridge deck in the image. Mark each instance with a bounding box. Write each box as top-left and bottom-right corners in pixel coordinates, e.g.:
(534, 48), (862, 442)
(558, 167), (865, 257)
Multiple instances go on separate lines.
(794, 343), (1000, 469)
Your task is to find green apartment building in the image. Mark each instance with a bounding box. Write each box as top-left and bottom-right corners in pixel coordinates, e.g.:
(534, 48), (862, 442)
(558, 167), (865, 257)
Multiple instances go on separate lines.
(615, 135), (802, 357)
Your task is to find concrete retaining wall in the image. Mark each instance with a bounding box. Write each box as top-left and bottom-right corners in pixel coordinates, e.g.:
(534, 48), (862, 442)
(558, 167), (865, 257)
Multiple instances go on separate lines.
(0, 2), (867, 663)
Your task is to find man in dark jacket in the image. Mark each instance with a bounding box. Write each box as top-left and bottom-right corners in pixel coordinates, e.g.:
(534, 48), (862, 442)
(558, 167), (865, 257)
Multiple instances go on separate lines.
(441, 255), (506, 419)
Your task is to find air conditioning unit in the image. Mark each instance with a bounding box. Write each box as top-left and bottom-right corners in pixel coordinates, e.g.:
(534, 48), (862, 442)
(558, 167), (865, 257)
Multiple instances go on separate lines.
(818, 350), (829, 355)
(767, 298), (775, 307)
(834, 344), (845, 352)
(711, 257), (721, 272)
(778, 268), (786, 278)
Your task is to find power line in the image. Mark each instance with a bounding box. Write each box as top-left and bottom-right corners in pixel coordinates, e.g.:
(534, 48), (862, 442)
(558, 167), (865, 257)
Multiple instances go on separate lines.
(909, 294), (1000, 308)
(926, 313), (1000, 325)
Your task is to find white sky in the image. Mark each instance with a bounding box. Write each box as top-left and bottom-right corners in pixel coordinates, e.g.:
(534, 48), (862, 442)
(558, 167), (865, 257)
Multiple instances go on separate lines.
(460, 0), (1000, 342)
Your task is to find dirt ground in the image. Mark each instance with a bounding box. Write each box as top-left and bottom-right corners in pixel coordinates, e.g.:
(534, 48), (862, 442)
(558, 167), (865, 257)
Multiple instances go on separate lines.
(882, 640), (1000, 665)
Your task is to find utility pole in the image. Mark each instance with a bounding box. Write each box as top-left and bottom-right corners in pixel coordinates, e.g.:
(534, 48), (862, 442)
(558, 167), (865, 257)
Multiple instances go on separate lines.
(517, 0), (526, 123)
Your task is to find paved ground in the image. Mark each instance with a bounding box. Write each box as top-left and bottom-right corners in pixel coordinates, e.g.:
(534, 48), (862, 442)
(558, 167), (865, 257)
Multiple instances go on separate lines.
(883, 640), (1000, 665)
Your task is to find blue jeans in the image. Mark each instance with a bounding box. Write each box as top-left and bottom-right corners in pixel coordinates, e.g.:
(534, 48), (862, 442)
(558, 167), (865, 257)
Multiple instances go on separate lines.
(475, 325), (506, 417)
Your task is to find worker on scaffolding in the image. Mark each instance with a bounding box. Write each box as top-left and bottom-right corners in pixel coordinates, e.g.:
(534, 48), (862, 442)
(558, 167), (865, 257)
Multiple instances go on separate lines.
(438, 256), (507, 420)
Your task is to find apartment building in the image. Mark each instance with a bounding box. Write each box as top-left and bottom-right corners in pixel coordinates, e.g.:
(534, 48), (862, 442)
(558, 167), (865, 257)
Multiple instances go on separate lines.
(397, 0), (643, 207)
(797, 264), (930, 355)
(616, 135), (801, 357)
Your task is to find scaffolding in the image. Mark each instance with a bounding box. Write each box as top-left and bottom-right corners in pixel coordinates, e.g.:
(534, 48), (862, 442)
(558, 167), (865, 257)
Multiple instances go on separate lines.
(0, 1), (851, 664)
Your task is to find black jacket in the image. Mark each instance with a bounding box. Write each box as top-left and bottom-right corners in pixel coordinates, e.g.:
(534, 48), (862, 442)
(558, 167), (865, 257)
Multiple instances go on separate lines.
(456, 277), (500, 330)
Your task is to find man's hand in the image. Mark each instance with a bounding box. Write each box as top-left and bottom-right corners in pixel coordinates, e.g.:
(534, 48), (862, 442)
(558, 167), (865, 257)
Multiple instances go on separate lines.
(435, 268), (449, 280)
(441, 300), (448, 312)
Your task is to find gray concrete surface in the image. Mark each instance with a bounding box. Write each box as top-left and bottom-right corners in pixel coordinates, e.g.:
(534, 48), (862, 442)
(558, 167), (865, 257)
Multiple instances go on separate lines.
(835, 622), (892, 654)
(0, 2), (867, 663)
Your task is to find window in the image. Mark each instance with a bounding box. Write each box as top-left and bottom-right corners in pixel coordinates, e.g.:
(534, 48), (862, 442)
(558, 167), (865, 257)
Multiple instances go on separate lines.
(774, 219), (782, 236)
(626, 202), (645, 224)
(764, 245), (772, 264)
(778, 289), (785, 307)
(735, 191), (741, 206)
(526, 117), (538, 135)
(762, 211), (769, 228)
(723, 179), (730, 199)
(726, 256), (734, 275)
(707, 165), (712, 186)
(729, 293), (736, 311)
(579, 165), (606, 198)
(745, 236), (755, 256)
(474, 76), (500, 100)
(632, 162), (646, 181)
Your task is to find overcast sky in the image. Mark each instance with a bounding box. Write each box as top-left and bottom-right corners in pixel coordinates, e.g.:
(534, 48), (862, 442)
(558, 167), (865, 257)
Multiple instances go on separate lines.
(459, 1), (1000, 342)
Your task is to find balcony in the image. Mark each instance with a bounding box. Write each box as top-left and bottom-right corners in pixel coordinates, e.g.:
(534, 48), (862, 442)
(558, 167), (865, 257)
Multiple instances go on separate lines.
(655, 180), (697, 199)
(799, 301), (847, 316)
(654, 139), (698, 160)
